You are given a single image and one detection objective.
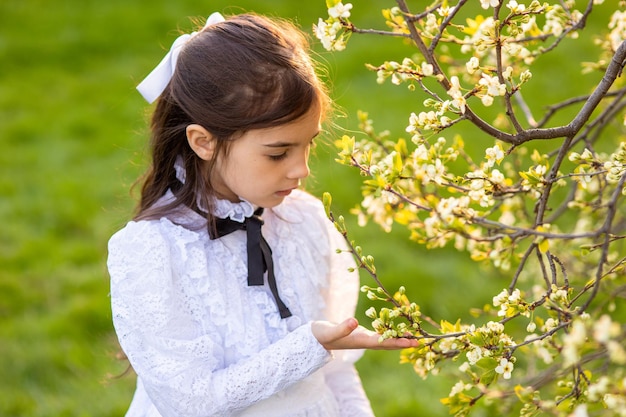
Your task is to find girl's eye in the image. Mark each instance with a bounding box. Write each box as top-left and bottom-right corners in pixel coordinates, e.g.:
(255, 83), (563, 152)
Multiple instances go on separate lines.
(268, 152), (288, 161)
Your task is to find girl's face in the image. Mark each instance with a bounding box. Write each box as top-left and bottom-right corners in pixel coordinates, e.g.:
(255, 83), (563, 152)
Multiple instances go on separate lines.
(212, 105), (321, 208)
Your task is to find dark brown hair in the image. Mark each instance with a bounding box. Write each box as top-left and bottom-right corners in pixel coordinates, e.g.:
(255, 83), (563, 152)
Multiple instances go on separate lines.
(134, 13), (330, 222)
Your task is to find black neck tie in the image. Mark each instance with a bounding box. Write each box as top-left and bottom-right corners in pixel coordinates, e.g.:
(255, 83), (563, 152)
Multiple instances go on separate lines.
(208, 208), (292, 319)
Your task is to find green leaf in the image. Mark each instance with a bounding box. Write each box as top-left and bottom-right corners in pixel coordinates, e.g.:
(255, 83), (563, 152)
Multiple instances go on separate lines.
(394, 138), (408, 156)
(393, 151), (403, 173)
(479, 368), (497, 385)
(538, 238), (549, 254)
(475, 356), (498, 371)
(468, 333), (484, 345)
(440, 319), (462, 333)
(514, 385), (535, 402)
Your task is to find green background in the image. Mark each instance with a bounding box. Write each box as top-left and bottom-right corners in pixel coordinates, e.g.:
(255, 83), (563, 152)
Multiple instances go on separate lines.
(0, 0), (614, 416)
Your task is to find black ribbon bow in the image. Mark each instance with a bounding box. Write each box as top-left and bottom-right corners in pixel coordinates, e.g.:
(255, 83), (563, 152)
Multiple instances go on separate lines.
(209, 208), (292, 319)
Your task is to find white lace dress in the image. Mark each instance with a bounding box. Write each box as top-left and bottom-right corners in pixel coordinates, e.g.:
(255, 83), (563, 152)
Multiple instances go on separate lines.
(108, 189), (375, 417)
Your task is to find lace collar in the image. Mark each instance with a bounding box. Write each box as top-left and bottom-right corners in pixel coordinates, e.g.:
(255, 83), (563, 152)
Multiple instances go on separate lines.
(174, 155), (255, 222)
(211, 197), (255, 222)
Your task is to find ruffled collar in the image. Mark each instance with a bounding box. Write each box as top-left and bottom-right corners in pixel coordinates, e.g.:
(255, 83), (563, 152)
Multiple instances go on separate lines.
(174, 155), (255, 222)
(211, 197), (255, 222)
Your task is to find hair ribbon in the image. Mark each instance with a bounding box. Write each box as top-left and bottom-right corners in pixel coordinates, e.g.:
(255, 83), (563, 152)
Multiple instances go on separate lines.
(136, 12), (226, 103)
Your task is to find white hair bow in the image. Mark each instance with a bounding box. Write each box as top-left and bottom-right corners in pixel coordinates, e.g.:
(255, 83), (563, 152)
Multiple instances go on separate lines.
(136, 12), (226, 103)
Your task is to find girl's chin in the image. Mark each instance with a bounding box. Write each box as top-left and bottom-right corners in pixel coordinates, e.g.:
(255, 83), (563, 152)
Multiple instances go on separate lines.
(245, 195), (285, 209)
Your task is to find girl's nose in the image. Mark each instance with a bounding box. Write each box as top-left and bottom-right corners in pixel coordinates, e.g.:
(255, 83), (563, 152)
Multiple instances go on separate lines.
(288, 154), (310, 179)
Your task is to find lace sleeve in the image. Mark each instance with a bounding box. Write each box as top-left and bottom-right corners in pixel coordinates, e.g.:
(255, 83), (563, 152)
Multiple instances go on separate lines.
(108, 221), (331, 417)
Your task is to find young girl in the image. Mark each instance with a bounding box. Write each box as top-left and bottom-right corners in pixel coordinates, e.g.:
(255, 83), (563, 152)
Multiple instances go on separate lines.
(108, 12), (416, 417)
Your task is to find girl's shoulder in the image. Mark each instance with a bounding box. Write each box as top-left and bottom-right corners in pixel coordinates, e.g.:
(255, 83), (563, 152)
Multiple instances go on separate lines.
(273, 189), (325, 221)
(108, 216), (203, 258)
(109, 189), (206, 249)
(107, 217), (210, 292)
(270, 189), (334, 248)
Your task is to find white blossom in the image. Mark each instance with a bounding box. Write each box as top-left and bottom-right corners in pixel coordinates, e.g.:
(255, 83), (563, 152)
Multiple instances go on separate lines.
(544, 7), (565, 37)
(424, 13), (439, 34)
(480, 0), (500, 9)
(421, 62), (434, 76)
(607, 340), (626, 364)
(480, 94), (494, 106)
(466, 57), (480, 74)
(536, 345), (554, 364)
(458, 362), (470, 372)
(466, 346), (483, 364)
(479, 73), (507, 97)
(425, 159), (446, 185)
(495, 358), (514, 379)
(447, 76), (466, 113)
(486, 321), (504, 333)
(570, 404), (589, 417)
(360, 195), (393, 232)
(489, 169), (505, 184)
(506, 1), (526, 14)
(328, 2), (353, 19)
(493, 289), (509, 307)
(508, 288), (521, 303)
(562, 320), (586, 366)
(449, 381), (472, 396)
(485, 144), (504, 167)
(314, 19), (343, 51)
(587, 377), (610, 402)
(593, 314), (619, 343)
(542, 317), (559, 332)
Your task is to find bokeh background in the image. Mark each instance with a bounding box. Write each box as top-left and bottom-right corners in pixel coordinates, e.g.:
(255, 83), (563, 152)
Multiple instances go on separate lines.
(0, 0), (613, 416)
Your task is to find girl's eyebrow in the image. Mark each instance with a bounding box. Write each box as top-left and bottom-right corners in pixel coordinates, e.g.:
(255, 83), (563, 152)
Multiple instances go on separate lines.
(263, 131), (320, 148)
(263, 142), (296, 148)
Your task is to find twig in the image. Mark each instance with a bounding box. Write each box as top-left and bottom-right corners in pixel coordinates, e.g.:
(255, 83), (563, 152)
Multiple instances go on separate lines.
(581, 171), (626, 311)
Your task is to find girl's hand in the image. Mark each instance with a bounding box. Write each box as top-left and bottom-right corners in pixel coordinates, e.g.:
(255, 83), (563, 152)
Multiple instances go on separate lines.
(311, 318), (419, 351)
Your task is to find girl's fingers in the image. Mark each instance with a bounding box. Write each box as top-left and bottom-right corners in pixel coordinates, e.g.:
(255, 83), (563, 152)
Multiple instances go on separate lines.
(311, 318), (358, 345)
(312, 319), (419, 350)
(337, 317), (359, 337)
(377, 336), (418, 349)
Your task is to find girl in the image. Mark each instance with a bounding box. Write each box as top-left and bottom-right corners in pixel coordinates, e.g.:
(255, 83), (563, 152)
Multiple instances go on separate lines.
(108, 12), (416, 417)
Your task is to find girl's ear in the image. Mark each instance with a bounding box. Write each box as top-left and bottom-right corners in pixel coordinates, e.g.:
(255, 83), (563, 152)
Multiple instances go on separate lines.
(186, 124), (216, 161)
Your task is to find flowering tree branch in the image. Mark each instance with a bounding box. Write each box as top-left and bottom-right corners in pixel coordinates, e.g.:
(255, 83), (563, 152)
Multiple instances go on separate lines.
(316, 1), (626, 415)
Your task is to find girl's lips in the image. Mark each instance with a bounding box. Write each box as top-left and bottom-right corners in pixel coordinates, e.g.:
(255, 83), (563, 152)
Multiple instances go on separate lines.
(275, 189), (293, 197)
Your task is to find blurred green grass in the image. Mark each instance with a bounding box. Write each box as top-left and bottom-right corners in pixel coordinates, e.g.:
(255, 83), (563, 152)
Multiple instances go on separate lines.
(0, 0), (613, 416)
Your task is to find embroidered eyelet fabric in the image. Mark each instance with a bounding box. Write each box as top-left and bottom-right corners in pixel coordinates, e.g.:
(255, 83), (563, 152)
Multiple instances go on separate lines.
(108, 190), (375, 417)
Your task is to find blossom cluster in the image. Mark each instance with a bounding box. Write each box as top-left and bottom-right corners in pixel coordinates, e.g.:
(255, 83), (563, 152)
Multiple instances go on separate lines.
(570, 142), (626, 195)
(313, 1), (352, 51)
(608, 9), (626, 52)
(492, 288), (530, 318)
(363, 285), (422, 342)
(373, 58), (435, 87)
